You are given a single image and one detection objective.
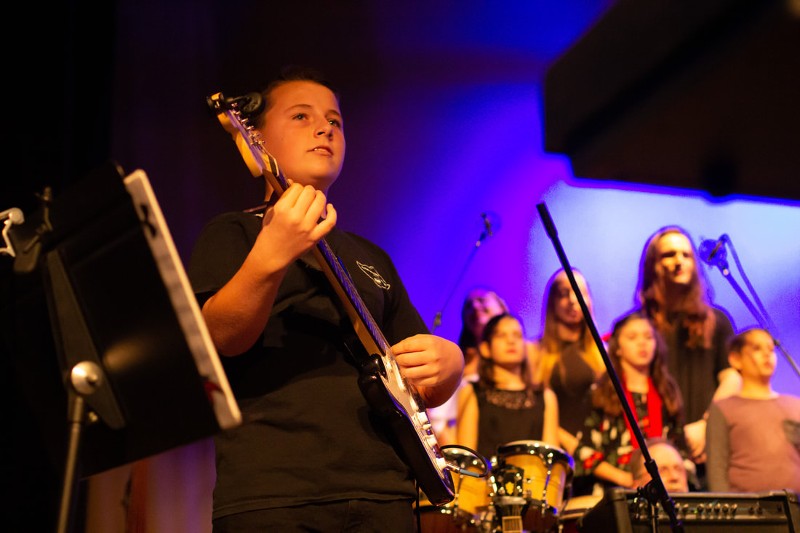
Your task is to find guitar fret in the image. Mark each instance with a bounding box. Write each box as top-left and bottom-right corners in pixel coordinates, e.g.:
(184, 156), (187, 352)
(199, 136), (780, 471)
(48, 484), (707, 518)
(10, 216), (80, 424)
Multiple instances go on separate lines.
(318, 240), (388, 353)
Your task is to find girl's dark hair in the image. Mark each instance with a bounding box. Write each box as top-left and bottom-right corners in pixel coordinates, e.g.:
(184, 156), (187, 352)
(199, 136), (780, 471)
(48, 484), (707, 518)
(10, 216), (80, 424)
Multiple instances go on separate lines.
(727, 326), (767, 354)
(457, 288), (509, 352)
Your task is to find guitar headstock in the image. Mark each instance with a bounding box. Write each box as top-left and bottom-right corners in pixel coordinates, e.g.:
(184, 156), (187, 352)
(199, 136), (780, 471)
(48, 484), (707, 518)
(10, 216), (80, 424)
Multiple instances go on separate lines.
(206, 92), (289, 197)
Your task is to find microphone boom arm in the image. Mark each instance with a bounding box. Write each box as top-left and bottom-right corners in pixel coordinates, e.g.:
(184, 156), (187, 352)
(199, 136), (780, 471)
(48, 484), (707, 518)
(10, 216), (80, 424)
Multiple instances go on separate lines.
(430, 213), (495, 332)
(705, 242), (800, 381)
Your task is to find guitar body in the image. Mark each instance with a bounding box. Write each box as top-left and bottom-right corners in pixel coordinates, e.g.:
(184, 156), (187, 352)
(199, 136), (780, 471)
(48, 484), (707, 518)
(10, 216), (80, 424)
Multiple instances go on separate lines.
(357, 352), (455, 506)
(207, 92), (455, 505)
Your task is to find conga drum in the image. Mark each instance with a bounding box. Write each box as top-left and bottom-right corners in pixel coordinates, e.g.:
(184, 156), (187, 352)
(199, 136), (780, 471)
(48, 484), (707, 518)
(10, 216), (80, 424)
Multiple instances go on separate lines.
(415, 447), (492, 532)
(495, 441), (574, 533)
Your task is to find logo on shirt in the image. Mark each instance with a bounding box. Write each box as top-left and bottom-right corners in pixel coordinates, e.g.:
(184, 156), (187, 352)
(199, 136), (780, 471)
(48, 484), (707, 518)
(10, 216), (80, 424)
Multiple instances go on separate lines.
(357, 261), (390, 290)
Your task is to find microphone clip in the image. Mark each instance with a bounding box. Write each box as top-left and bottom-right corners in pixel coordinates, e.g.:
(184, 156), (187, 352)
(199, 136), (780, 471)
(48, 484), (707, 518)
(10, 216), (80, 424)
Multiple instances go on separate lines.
(1, 207), (25, 258)
(699, 234), (729, 268)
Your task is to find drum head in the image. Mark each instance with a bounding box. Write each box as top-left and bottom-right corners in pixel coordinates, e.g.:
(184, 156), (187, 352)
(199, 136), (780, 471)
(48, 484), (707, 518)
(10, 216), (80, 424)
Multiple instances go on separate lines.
(496, 440), (573, 468)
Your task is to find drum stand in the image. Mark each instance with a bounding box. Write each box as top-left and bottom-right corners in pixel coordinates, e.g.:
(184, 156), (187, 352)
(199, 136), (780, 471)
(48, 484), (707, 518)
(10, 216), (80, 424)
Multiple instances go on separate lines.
(491, 465), (528, 533)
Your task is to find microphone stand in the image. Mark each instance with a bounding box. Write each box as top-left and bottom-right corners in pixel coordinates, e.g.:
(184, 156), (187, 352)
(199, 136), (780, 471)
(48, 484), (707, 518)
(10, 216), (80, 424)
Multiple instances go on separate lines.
(431, 213), (494, 332)
(706, 238), (800, 381)
(536, 202), (683, 533)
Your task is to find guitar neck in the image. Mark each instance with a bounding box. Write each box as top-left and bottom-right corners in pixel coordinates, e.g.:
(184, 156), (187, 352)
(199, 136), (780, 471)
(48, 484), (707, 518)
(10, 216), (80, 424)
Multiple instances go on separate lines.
(312, 239), (390, 362)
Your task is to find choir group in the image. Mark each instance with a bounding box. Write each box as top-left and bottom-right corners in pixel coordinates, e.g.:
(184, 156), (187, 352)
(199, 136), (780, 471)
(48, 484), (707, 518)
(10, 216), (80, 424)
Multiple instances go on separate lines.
(423, 225), (800, 531)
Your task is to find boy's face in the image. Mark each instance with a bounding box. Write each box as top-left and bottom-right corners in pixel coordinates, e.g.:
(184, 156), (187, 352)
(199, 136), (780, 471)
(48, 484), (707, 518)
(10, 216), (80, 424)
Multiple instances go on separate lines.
(731, 329), (776, 382)
(258, 80), (345, 193)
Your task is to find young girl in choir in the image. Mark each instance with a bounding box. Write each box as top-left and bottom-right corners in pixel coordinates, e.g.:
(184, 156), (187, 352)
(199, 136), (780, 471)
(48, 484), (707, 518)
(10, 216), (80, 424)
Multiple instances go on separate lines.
(458, 287), (512, 382)
(456, 312), (559, 461)
(530, 269), (605, 456)
(429, 287), (511, 444)
(573, 311), (688, 494)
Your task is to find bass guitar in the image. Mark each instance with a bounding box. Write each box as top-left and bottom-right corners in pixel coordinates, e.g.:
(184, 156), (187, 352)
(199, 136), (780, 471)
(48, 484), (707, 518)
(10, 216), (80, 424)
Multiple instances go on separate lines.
(206, 92), (455, 505)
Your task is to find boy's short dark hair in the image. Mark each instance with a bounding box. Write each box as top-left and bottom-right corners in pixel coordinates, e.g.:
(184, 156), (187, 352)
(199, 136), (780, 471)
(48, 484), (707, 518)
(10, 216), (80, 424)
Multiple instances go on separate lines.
(727, 327), (766, 354)
(250, 66), (340, 128)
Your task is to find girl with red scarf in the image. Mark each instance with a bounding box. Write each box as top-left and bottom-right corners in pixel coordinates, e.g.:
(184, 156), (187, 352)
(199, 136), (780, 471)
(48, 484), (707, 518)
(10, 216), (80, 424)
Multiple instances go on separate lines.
(573, 312), (688, 493)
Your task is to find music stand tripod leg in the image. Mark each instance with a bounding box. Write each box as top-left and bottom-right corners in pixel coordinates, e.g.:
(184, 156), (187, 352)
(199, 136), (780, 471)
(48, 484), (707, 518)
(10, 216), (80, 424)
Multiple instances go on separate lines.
(57, 390), (87, 533)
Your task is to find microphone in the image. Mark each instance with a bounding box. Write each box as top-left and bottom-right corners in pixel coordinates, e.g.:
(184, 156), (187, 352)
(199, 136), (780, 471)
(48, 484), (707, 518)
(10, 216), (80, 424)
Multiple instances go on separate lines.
(698, 234), (728, 266)
(481, 212), (494, 238)
(476, 212), (500, 247)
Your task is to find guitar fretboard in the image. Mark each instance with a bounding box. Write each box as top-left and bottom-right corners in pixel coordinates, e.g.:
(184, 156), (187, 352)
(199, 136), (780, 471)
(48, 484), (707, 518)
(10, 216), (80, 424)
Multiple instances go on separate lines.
(315, 240), (390, 356)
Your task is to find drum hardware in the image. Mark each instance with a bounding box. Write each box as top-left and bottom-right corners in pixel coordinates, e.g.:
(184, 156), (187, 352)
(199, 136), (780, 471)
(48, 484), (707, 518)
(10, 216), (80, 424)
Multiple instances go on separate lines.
(416, 445), (493, 533)
(494, 440), (575, 533)
(415, 443), (576, 533)
(490, 465), (529, 533)
(443, 444), (493, 528)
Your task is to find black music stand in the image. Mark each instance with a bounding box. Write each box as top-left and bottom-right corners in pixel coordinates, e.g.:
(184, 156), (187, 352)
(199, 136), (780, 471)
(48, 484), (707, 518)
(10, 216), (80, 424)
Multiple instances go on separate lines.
(1, 162), (240, 533)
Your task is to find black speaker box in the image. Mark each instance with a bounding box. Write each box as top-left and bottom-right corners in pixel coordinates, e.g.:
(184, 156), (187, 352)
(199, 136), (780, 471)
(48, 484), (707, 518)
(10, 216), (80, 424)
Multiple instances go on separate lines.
(577, 488), (800, 532)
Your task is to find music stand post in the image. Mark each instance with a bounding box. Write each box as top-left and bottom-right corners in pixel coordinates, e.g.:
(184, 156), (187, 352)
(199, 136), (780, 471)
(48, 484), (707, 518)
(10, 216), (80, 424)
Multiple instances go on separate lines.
(535, 202), (683, 533)
(5, 162), (241, 533)
(43, 243), (128, 533)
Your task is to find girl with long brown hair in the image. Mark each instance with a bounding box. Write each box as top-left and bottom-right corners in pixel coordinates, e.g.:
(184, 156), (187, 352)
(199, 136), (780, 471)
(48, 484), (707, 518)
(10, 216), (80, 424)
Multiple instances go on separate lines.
(573, 312), (688, 492)
(636, 226), (740, 473)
